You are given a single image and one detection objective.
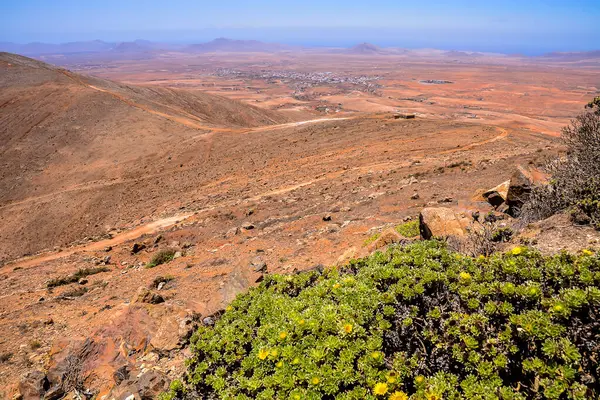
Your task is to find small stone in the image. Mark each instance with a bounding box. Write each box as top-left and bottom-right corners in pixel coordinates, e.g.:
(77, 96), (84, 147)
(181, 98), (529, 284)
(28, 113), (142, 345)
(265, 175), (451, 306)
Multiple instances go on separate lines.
(38, 297), (45, 302)
(438, 197), (453, 203)
(173, 251), (182, 259)
(157, 282), (165, 291)
(250, 257), (267, 273)
(104, 246), (113, 252)
(322, 214), (332, 222)
(242, 222), (255, 230)
(103, 255), (111, 264)
(133, 287), (165, 304)
(202, 316), (215, 326)
(78, 278), (88, 285)
(411, 192), (420, 200)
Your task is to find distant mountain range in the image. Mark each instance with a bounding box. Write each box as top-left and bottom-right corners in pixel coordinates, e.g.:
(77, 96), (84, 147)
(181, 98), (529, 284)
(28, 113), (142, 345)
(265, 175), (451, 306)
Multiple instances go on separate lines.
(0, 38), (598, 59)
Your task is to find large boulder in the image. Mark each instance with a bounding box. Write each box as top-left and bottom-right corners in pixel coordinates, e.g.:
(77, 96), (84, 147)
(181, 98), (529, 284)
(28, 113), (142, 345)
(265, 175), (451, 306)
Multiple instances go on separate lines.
(483, 180), (510, 207)
(419, 207), (467, 239)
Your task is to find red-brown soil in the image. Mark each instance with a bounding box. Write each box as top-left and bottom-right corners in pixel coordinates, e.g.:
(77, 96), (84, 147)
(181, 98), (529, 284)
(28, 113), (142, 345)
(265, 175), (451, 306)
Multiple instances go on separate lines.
(1, 50), (599, 397)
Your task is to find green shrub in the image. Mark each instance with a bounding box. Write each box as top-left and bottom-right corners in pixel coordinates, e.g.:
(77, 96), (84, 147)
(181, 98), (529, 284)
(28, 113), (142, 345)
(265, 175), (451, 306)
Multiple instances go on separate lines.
(147, 249), (176, 268)
(164, 242), (600, 399)
(47, 266), (110, 288)
(395, 221), (420, 238)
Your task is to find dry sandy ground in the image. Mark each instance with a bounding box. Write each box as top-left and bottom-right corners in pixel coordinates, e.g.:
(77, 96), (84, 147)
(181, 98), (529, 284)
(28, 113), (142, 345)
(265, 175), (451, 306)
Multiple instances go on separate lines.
(0, 50), (598, 397)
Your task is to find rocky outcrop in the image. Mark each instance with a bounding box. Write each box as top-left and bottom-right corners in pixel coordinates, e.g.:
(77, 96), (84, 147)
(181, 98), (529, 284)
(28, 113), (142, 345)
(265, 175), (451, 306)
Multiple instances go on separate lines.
(26, 304), (202, 399)
(419, 207), (468, 239)
(18, 371), (49, 400)
(506, 166), (533, 215)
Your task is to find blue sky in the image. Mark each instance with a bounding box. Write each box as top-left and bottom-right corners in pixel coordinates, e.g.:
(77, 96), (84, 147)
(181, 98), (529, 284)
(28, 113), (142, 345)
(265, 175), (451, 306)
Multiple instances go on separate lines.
(1, 0), (598, 54)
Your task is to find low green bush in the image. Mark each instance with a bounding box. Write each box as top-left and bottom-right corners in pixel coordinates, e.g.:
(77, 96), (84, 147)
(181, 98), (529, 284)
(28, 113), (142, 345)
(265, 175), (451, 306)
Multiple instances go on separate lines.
(395, 221), (420, 238)
(162, 242), (600, 400)
(147, 249), (176, 268)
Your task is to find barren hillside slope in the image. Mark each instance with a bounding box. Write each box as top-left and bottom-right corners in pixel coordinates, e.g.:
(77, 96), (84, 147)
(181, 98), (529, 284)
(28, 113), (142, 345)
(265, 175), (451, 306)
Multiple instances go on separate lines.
(0, 53), (288, 263)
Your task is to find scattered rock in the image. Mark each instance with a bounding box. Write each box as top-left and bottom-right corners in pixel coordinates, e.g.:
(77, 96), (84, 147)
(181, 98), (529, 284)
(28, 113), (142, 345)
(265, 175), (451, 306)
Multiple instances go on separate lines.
(322, 214), (332, 221)
(241, 222), (255, 230)
(133, 287), (165, 305)
(367, 228), (408, 252)
(104, 246), (113, 252)
(110, 370), (168, 400)
(419, 207), (467, 239)
(438, 197), (453, 203)
(153, 235), (163, 245)
(131, 243), (146, 254)
(156, 282), (165, 291)
(411, 192), (420, 200)
(103, 255), (111, 264)
(202, 316), (215, 326)
(173, 251), (182, 259)
(78, 278), (88, 285)
(250, 257), (267, 273)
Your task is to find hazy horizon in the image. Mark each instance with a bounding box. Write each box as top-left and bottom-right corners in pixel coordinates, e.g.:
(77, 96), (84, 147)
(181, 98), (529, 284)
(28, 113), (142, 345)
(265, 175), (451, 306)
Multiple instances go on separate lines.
(2, 0), (600, 55)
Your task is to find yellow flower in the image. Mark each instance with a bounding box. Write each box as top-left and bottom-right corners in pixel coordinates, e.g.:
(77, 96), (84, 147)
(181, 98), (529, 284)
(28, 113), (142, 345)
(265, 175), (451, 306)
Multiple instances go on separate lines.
(279, 331), (288, 340)
(226, 306), (233, 312)
(553, 304), (564, 312)
(389, 392), (409, 400)
(511, 247), (523, 255)
(373, 382), (388, 396)
(386, 371), (398, 384)
(270, 349), (279, 357)
(333, 283), (341, 289)
(371, 351), (381, 360)
(276, 361), (283, 368)
(582, 249), (594, 256)
(343, 323), (353, 333)
(311, 377), (320, 385)
(292, 357), (300, 365)
(426, 391), (441, 400)
(292, 395), (301, 400)
(258, 348), (269, 360)
(298, 319), (306, 326)
(459, 272), (472, 283)
(415, 375), (425, 385)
